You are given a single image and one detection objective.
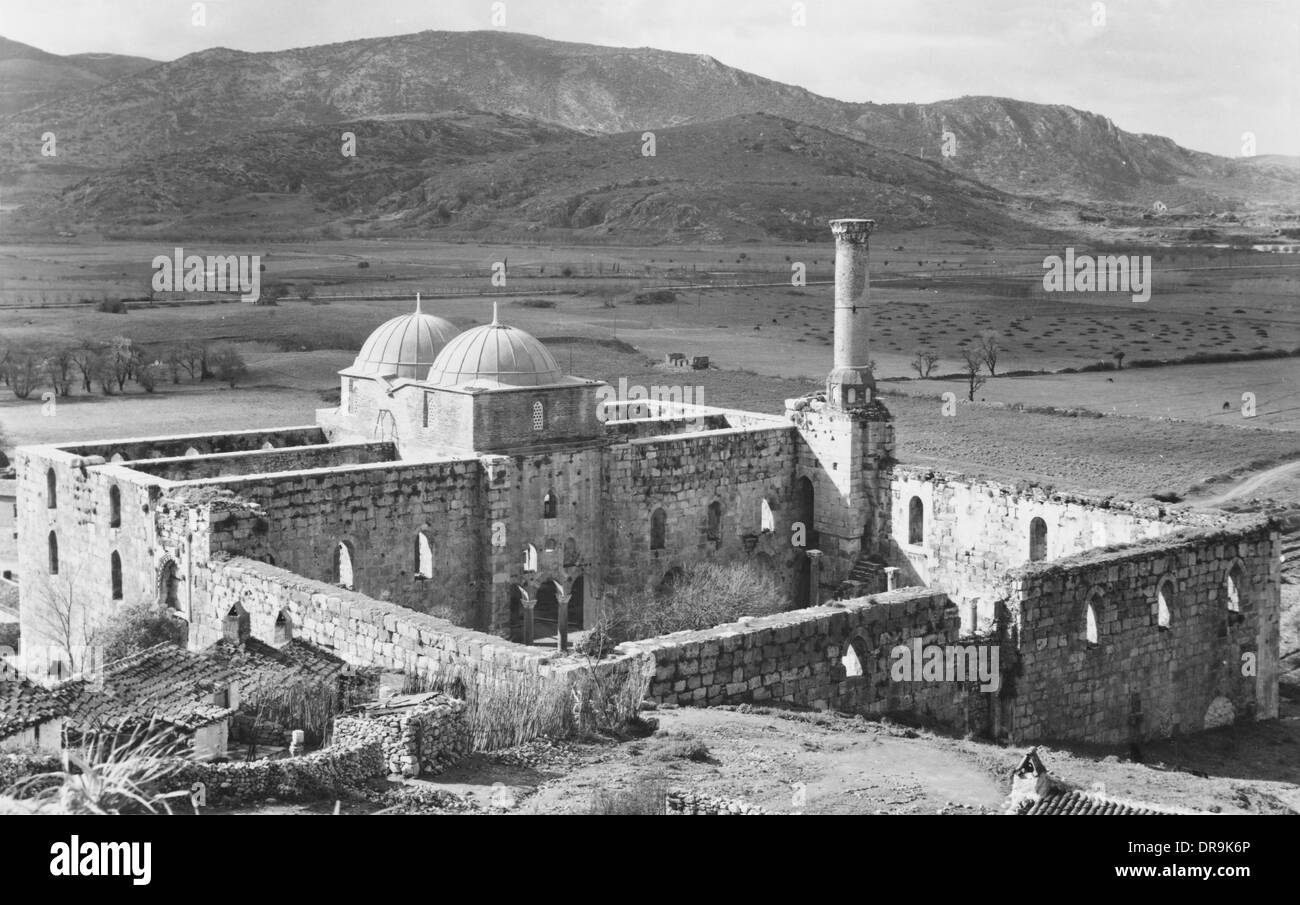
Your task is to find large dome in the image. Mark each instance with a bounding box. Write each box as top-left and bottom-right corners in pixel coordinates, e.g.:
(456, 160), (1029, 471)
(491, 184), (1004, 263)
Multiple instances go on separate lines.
(426, 307), (564, 388)
(352, 296), (459, 379)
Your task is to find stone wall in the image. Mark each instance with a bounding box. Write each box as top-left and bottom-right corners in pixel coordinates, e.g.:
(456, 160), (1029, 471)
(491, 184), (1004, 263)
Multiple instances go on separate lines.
(333, 692), (470, 777)
(184, 459), (486, 625)
(1003, 519), (1281, 744)
(888, 467), (1190, 630)
(602, 425), (802, 602)
(618, 587), (995, 735)
(125, 442), (396, 481)
(59, 426), (326, 462)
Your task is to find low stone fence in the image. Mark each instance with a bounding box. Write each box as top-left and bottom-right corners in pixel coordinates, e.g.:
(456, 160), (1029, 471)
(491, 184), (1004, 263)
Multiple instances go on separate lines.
(333, 692), (470, 778)
(172, 738), (386, 806)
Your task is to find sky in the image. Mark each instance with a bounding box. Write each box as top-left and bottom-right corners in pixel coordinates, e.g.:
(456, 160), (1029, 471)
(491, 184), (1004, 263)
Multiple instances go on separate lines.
(1, 0), (1295, 157)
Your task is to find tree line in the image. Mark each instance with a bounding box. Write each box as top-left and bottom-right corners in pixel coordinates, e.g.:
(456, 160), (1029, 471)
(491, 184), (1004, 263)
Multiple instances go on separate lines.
(0, 338), (249, 399)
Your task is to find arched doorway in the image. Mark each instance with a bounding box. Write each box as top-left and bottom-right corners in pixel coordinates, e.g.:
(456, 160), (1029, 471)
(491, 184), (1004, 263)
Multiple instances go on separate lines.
(570, 575), (585, 629)
(534, 578), (562, 633)
(796, 476), (818, 549)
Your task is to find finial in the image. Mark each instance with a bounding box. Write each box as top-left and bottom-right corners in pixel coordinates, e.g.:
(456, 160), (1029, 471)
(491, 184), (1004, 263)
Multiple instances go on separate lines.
(415, 292), (421, 313)
(491, 301), (499, 325)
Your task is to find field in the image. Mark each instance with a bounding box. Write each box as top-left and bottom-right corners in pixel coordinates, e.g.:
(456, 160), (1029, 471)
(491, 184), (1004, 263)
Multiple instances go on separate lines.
(2, 237), (1299, 505)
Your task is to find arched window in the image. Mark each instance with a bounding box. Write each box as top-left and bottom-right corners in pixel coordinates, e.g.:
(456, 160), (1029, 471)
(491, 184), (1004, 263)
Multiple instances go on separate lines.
(109, 485), (121, 528)
(161, 559), (181, 611)
(224, 603), (250, 643)
(1156, 579), (1173, 629)
(542, 490), (557, 519)
(46, 468), (57, 509)
(274, 611), (292, 645)
(796, 476), (818, 549)
(184, 447), (200, 457)
(335, 541), (355, 590)
(260, 441), (275, 450)
(706, 501), (722, 543)
(523, 543), (538, 573)
(109, 453), (125, 463)
(908, 496), (924, 545)
(110, 551), (123, 600)
(532, 401), (544, 431)
(415, 530), (433, 579)
(650, 508), (667, 551)
(48, 531), (59, 574)
(1225, 565), (1243, 613)
(1085, 600), (1099, 645)
(1029, 517), (1048, 562)
(841, 635), (868, 678)
(563, 537), (579, 567)
(760, 498), (775, 534)
(543, 537), (558, 553)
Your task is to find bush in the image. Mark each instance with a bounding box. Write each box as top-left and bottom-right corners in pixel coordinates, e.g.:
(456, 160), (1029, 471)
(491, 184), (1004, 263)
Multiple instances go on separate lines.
(605, 561), (787, 644)
(631, 289), (677, 305)
(96, 298), (128, 314)
(588, 775), (668, 815)
(95, 602), (188, 664)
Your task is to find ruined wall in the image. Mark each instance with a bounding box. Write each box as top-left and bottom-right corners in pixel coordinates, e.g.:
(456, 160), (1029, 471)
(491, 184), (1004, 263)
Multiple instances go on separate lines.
(1004, 520), (1280, 744)
(180, 459), (486, 626)
(888, 468), (1182, 630)
(481, 445), (607, 635)
(788, 397), (896, 592)
(619, 587), (997, 735)
(126, 442), (396, 481)
(16, 449), (168, 668)
(601, 425), (802, 602)
(59, 426), (326, 462)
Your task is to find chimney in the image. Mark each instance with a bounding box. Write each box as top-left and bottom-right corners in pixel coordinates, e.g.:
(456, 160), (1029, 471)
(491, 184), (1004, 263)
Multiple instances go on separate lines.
(827, 218), (876, 408)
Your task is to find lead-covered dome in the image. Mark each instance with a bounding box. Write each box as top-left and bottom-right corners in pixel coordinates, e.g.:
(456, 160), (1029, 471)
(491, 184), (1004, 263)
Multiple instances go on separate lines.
(352, 295), (458, 379)
(426, 306), (564, 388)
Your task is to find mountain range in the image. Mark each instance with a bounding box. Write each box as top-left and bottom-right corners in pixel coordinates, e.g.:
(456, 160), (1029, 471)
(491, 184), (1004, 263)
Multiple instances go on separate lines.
(1, 29), (1295, 243)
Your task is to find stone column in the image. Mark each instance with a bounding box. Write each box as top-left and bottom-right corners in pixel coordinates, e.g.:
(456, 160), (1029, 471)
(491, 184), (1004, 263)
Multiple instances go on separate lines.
(806, 549), (823, 608)
(884, 566), (900, 592)
(827, 218), (876, 407)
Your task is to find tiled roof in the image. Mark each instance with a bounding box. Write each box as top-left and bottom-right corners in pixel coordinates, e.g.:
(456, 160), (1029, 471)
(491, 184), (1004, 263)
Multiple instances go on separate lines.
(0, 663), (68, 739)
(62, 643), (235, 734)
(1017, 788), (1179, 816)
(205, 637), (349, 690)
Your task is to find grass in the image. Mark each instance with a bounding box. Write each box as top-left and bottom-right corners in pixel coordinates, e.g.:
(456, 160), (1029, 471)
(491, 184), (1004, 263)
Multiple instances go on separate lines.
(1, 725), (192, 815)
(587, 773), (669, 815)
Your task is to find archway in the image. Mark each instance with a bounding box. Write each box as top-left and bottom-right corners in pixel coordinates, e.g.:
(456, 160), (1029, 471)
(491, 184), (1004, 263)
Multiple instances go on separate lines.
(1029, 517), (1048, 562)
(796, 476), (818, 549)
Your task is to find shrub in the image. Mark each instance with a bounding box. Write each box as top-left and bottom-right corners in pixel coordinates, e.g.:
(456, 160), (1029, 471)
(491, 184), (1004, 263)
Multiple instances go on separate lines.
(606, 561), (787, 643)
(96, 298), (128, 314)
(588, 774), (668, 815)
(95, 602), (188, 664)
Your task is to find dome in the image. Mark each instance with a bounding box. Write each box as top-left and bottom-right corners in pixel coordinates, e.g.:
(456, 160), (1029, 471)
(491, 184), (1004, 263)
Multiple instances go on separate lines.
(426, 305), (564, 388)
(352, 295), (458, 379)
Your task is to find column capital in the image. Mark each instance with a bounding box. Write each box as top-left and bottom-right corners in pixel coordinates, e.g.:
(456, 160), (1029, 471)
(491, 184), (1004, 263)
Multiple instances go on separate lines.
(830, 218), (876, 241)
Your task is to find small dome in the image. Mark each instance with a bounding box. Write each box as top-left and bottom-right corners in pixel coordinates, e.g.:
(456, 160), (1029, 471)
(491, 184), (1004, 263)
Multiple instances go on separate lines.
(352, 295), (458, 379)
(426, 306), (563, 388)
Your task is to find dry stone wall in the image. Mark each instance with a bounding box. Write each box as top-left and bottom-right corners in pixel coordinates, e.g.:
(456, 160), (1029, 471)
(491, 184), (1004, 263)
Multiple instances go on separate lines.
(333, 692), (469, 778)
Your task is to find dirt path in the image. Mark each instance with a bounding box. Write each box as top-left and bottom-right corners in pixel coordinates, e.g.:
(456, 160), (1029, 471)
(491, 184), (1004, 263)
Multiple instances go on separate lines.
(1194, 459), (1300, 507)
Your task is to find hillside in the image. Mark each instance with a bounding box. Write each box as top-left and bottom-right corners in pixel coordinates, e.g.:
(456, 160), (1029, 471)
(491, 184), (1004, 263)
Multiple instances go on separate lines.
(12, 112), (1061, 243)
(0, 36), (156, 117)
(1, 29), (1294, 212)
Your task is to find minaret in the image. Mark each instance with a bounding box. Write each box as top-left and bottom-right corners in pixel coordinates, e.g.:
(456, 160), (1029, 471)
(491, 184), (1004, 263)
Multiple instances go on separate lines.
(786, 218), (894, 596)
(827, 218), (876, 408)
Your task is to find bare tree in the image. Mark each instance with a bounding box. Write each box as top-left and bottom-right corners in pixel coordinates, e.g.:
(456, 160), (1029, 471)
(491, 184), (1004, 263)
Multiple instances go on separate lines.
(910, 348), (941, 378)
(31, 568), (98, 679)
(6, 352), (41, 399)
(1111, 348), (1125, 371)
(977, 329), (1004, 376)
(43, 346), (77, 396)
(960, 344), (988, 402)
